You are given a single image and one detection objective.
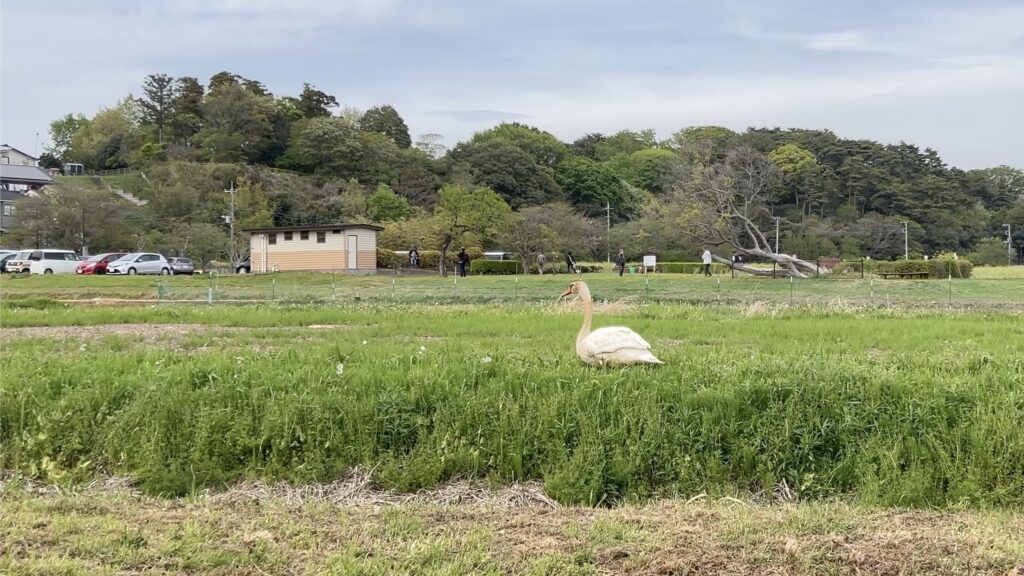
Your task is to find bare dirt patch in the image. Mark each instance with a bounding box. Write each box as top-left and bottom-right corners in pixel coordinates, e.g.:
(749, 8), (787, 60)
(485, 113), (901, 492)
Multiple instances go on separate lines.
(0, 323), (246, 345)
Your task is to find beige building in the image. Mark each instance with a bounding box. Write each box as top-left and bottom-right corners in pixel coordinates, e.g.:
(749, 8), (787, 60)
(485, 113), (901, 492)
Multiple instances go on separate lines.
(245, 224), (383, 273)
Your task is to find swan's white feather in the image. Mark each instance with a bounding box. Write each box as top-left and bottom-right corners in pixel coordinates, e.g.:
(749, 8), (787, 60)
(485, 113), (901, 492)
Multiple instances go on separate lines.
(577, 326), (663, 366)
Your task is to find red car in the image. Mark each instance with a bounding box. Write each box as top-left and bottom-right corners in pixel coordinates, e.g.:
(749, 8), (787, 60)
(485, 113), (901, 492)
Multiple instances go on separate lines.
(76, 252), (126, 274)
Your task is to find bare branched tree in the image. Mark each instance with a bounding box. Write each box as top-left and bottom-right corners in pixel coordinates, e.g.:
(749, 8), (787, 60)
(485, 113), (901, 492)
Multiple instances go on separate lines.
(686, 146), (822, 278)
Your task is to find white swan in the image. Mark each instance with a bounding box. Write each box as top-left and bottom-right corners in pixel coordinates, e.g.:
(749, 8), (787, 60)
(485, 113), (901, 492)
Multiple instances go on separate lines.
(559, 280), (664, 366)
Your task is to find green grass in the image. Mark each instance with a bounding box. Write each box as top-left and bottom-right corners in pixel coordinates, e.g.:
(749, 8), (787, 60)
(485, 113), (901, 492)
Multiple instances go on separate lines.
(2, 303), (1023, 507)
(3, 270), (1024, 309)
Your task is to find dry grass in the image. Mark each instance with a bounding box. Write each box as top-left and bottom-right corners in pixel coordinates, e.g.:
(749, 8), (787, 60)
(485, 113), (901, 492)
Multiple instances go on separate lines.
(2, 475), (1022, 575)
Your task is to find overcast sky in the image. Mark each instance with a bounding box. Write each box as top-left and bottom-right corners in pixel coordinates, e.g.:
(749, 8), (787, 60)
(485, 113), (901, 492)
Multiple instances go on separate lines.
(2, 0), (1022, 169)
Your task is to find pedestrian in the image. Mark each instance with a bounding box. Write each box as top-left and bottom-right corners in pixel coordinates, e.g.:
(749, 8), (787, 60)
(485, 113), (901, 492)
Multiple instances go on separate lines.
(536, 252), (546, 275)
(565, 251), (577, 274)
(616, 249), (626, 277)
(701, 247), (713, 277)
(409, 248), (419, 268)
(457, 247), (469, 277)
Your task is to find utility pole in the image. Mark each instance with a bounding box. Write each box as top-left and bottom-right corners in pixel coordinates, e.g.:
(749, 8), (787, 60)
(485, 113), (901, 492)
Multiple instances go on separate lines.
(606, 202), (611, 263)
(1005, 224), (1012, 266)
(774, 217), (780, 254)
(80, 205), (87, 256)
(903, 221), (909, 260)
(223, 182), (236, 265)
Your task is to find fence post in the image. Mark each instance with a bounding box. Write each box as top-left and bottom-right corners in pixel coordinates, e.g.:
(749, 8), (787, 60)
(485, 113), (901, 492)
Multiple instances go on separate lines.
(332, 268), (336, 299)
(272, 277), (276, 300)
(772, 261), (777, 278)
(816, 259), (819, 279)
(789, 276), (794, 306)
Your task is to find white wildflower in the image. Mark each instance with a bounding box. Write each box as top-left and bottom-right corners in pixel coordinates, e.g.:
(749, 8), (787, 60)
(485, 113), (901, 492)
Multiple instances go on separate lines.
(480, 356), (493, 364)
(362, 340), (368, 345)
(336, 363), (344, 376)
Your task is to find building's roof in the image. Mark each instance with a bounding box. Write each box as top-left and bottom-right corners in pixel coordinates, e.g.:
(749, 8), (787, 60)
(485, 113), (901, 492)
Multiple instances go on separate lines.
(0, 144), (37, 161)
(0, 164), (53, 185)
(243, 223), (384, 233)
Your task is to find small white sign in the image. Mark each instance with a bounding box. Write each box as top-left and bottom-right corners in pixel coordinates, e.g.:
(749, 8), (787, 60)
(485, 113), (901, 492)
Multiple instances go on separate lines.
(643, 254), (656, 272)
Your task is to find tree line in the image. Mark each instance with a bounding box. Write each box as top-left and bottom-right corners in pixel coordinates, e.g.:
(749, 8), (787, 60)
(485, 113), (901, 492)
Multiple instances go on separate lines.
(20, 72), (1024, 268)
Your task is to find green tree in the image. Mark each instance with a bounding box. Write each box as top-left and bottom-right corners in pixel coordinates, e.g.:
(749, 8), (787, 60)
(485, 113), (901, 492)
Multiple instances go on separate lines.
(168, 77), (204, 146)
(628, 148), (680, 195)
(198, 82), (277, 163)
(359, 105), (412, 149)
(339, 178), (369, 221)
(555, 156), (634, 219)
(448, 138), (562, 208)
(69, 100), (141, 169)
(181, 222), (229, 271)
(136, 73), (175, 143)
(669, 125), (738, 166)
(368, 184), (414, 222)
(46, 114), (89, 162)
(298, 83), (339, 118)
(469, 123), (568, 166)
(433, 184), (512, 275)
(278, 117), (361, 174)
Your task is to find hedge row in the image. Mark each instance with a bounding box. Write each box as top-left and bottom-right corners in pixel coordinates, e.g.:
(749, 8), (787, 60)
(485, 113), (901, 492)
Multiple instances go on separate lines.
(656, 262), (731, 274)
(377, 248), (484, 269)
(470, 260), (524, 275)
(873, 259), (973, 278)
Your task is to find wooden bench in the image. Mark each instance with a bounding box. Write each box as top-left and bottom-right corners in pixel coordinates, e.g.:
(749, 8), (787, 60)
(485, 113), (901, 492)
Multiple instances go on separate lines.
(877, 272), (929, 279)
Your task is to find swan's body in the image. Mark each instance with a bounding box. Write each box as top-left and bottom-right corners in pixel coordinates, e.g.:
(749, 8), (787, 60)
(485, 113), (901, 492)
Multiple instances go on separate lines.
(560, 281), (664, 366)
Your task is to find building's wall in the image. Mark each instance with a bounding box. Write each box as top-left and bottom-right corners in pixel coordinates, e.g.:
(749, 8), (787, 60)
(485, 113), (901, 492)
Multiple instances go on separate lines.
(0, 149), (36, 166)
(249, 227), (378, 272)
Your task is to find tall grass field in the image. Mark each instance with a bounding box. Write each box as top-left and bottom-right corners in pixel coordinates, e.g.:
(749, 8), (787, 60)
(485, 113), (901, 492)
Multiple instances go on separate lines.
(2, 298), (1022, 507)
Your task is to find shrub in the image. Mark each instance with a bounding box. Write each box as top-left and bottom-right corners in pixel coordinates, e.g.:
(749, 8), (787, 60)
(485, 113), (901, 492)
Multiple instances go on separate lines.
(657, 262), (730, 274)
(414, 248), (484, 270)
(470, 260), (524, 275)
(874, 259), (973, 278)
(528, 263), (604, 274)
(376, 249), (403, 269)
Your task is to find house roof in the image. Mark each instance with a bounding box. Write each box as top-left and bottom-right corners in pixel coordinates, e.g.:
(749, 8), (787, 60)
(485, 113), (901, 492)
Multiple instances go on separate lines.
(243, 223), (384, 233)
(0, 164), (53, 185)
(0, 144), (37, 161)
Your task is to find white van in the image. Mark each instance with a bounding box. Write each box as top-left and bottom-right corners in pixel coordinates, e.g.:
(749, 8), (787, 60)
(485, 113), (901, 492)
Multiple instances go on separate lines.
(28, 249), (80, 274)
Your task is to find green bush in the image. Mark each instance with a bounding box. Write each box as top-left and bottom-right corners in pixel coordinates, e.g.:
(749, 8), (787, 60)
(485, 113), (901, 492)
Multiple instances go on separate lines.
(417, 248), (484, 270)
(657, 262), (730, 274)
(528, 262), (604, 274)
(376, 249), (403, 269)
(874, 259), (973, 278)
(470, 259), (524, 275)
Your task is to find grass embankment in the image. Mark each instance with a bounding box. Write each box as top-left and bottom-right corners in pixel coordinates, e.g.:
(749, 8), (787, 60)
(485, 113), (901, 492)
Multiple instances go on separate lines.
(2, 304), (1022, 508)
(2, 270), (1024, 309)
(3, 482), (1021, 575)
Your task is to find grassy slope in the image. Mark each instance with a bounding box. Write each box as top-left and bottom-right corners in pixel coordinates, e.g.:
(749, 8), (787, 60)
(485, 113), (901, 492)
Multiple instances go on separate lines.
(2, 483), (1022, 576)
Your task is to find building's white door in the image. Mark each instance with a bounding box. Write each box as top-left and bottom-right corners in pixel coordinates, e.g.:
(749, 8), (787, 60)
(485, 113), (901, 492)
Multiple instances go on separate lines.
(347, 235), (358, 269)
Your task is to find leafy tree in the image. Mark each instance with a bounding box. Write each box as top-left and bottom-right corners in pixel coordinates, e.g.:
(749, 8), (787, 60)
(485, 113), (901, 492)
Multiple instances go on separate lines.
(502, 203), (598, 265)
(137, 74), (175, 143)
(669, 125), (739, 166)
(339, 178), (369, 221)
(414, 133), (447, 158)
(181, 222), (229, 271)
(46, 114), (89, 162)
(69, 100), (141, 169)
(555, 156), (633, 219)
(168, 77), (204, 146)
(8, 185), (141, 252)
(198, 83), (278, 163)
(37, 152), (62, 170)
(448, 138), (562, 208)
(593, 129), (657, 162)
(570, 133), (607, 159)
(468, 123), (568, 166)
(628, 148), (680, 195)
(278, 117), (361, 174)
(368, 184), (414, 222)
(359, 105), (412, 149)
(432, 184), (512, 275)
(391, 148), (443, 208)
(351, 131), (401, 183)
(298, 83), (339, 118)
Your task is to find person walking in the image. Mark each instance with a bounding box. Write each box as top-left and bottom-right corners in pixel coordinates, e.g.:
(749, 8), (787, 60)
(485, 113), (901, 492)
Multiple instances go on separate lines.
(536, 252), (546, 275)
(615, 249), (626, 277)
(701, 247), (713, 277)
(409, 248), (419, 268)
(457, 247), (469, 277)
(565, 251), (577, 274)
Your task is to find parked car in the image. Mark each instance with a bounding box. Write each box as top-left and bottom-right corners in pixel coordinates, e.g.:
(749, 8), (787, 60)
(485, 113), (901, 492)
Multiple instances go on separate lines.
(0, 252), (19, 272)
(107, 253), (171, 275)
(76, 252), (127, 275)
(29, 249), (81, 274)
(4, 250), (35, 273)
(236, 256), (251, 274)
(167, 257), (195, 275)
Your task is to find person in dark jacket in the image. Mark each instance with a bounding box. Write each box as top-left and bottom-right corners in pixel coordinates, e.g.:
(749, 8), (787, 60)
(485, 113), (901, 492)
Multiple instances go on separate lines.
(409, 248), (419, 268)
(457, 247), (469, 277)
(565, 251), (577, 274)
(615, 249), (626, 276)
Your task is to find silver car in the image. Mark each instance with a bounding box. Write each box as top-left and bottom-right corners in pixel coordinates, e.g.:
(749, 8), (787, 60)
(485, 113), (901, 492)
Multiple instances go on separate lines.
(107, 252), (171, 275)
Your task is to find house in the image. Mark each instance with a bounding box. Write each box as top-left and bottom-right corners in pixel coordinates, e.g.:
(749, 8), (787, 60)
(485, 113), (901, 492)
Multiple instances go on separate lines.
(0, 164), (53, 193)
(245, 223), (383, 273)
(0, 189), (28, 235)
(0, 145), (38, 166)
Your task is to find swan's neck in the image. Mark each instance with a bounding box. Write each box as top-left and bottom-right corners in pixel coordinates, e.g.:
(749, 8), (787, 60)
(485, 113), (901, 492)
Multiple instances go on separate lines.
(577, 284), (593, 344)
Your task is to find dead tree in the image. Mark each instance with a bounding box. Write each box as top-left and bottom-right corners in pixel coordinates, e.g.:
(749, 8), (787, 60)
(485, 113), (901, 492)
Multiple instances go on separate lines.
(687, 146), (823, 278)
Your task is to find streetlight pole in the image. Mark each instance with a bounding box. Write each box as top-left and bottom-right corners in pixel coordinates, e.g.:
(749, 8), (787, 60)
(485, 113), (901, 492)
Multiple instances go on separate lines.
(1005, 224), (1013, 266)
(903, 221), (909, 260)
(774, 217), (780, 254)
